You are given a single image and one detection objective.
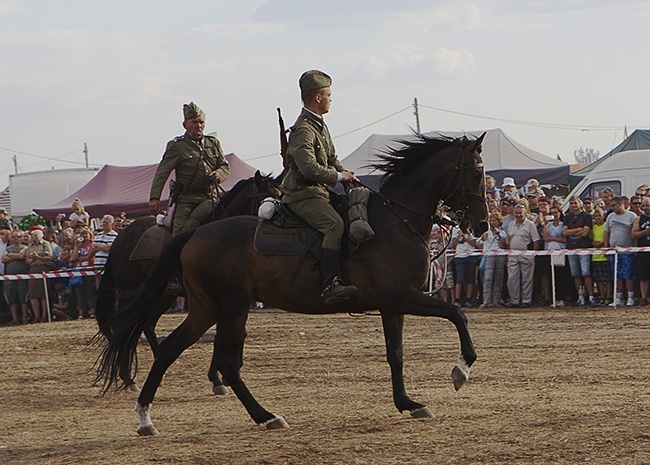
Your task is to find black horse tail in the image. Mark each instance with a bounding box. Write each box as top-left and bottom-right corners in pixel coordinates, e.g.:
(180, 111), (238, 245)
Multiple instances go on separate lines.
(95, 229), (196, 394)
(95, 253), (116, 338)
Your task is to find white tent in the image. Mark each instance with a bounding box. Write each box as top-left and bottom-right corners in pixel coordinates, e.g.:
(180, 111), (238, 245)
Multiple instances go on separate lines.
(340, 128), (570, 187)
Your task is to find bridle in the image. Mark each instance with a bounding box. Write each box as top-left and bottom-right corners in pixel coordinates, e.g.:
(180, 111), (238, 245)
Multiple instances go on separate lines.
(353, 139), (486, 247)
(213, 178), (280, 220)
(441, 141), (487, 206)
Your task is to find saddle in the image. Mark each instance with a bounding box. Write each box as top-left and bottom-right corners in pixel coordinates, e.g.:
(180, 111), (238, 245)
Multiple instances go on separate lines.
(253, 188), (374, 287)
(254, 203), (325, 259)
(254, 187), (375, 259)
(130, 224), (172, 261)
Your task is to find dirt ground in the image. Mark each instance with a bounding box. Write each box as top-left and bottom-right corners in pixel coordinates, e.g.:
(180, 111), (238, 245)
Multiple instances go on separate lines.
(1, 305), (649, 465)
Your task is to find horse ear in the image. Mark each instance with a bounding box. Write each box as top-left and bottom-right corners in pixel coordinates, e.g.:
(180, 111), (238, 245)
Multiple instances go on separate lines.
(254, 170), (263, 186)
(474, 132), (486, 149)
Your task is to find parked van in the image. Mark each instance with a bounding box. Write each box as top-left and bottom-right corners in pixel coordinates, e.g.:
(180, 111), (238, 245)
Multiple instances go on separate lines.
(565, 149), (650, 207)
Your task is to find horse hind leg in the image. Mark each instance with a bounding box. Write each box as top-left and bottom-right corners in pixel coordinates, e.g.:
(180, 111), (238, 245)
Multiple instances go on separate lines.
(135, 309), (215, 436)
(213, 307), (288, 429)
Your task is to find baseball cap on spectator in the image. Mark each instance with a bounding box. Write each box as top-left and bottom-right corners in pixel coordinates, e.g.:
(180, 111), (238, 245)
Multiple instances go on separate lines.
(525, 178), (539, 188)
(0, 207), (6, 213)
(501, 197), (516, 206)
(526, 191), (539, 198)
(583, 196), (593, 202)
(538, 196), (549, 203)
(502, 177), (516, 188)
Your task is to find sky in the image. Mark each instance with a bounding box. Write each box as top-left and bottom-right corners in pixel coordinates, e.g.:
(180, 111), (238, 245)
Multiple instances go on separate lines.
(1, 0), (649, 190)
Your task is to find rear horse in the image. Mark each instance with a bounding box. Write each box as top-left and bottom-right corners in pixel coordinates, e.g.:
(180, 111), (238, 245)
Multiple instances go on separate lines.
(97, 133), (488, 435)
(96, 171), (280, 391)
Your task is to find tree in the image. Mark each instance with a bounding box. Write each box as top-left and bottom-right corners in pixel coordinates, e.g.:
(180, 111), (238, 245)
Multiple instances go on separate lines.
(19, 213), (47, 230)
(574, 147), (600, 164)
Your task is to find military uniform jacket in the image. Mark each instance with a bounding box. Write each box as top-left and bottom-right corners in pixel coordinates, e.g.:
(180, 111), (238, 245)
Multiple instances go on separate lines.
(150, 133), (230, 202)
(281, 108), (344, 203)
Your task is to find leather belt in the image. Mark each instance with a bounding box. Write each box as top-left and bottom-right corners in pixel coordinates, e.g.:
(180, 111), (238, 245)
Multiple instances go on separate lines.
(184, 188), (210, 194)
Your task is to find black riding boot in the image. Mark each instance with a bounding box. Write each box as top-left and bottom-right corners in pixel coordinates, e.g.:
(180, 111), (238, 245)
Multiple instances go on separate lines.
(320, 249), (357, 304)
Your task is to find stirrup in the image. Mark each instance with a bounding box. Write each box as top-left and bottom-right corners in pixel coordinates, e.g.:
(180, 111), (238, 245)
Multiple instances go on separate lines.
(321, 277), (357, 305)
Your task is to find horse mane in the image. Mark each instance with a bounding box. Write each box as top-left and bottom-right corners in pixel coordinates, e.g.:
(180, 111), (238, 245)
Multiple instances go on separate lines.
(368, 133), (474, 187)
(218, 173), (274, 209)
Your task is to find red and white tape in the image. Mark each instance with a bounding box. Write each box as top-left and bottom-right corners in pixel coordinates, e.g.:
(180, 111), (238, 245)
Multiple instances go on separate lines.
(0, 266), (101, 281)
(447, 246), (650, 259)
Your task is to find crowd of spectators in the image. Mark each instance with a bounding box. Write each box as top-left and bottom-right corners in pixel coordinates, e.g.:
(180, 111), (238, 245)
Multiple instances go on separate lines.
(3, 177), (650, 322)
(430, 177), (650, 309)
(0, 200), (130, 325)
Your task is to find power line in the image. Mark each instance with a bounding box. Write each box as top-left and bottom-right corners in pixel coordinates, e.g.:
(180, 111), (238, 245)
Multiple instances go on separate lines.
(245, 105), (414, 162)
(0, 146), (101, 171)
(417, 103), (625, 132)
(333, 105), (413, 139)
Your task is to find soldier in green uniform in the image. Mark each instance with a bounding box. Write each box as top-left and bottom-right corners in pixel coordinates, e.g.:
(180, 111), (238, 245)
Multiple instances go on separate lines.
(149, 102), (230, 235)
(281, 70), (358, 304)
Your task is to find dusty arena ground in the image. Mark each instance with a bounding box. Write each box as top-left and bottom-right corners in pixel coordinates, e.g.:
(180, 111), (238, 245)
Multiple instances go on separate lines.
(1, 305), (649, 465)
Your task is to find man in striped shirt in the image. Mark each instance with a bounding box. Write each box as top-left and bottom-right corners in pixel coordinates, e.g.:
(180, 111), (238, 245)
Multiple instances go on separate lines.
(92, 214), (118, 285)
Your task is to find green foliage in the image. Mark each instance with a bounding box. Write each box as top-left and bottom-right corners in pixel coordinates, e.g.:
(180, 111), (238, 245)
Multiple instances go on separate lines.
(19, 213), (47, 230)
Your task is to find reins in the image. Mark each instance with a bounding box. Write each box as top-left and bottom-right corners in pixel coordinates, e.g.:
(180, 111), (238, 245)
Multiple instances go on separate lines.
(352, 179), (431, 248)
(354, 140), (486, 248)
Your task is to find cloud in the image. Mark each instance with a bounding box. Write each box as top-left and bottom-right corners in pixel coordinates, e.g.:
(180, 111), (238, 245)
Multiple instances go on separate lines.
(252, 0), (433, 30)
(434, 47), (475, 76)
(0, 0), (25, 17)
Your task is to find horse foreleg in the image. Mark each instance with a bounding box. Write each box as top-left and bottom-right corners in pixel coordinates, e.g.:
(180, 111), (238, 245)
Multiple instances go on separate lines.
(380, 313), (435, 419)
(135, 314), (213, 436)
(401, 291), (477, 391)
(214, 311), (287, 429)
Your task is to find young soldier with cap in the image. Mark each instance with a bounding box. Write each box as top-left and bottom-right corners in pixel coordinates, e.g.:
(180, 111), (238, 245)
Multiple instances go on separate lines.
(281, 70), (358, 304)
(149, 102), (230, 234)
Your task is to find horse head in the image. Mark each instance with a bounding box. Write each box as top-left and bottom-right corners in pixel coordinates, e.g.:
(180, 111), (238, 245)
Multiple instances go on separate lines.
(439, 133), (488, 236)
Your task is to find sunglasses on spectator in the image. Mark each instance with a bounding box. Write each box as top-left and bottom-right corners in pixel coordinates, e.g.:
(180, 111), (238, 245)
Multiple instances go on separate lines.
(633, 202), (642, 205)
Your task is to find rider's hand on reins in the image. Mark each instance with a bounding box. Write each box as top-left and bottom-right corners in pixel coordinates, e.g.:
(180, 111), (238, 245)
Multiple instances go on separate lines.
(148, 199), (160, 215)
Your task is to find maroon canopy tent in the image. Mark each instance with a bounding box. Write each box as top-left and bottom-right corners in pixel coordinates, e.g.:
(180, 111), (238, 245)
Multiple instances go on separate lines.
(34, 153), (261, 221)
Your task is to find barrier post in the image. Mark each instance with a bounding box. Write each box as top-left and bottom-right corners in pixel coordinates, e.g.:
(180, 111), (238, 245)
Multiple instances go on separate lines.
(613, 248), (619, 307)
(550, 251), (557, 307)
(42, 272), (52, 322)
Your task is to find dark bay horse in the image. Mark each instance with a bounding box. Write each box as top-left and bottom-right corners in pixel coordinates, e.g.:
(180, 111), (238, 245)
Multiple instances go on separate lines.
(96, 171), (280, 391)
(96, 133), (488, 435)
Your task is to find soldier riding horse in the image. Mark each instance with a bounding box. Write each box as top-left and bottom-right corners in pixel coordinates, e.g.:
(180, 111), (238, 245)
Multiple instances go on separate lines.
(97, 133), (488, 435)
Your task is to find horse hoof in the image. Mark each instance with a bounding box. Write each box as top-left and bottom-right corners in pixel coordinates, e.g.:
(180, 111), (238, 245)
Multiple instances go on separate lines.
(264, 415), (289, 430)
(451, 365), (469, 391)
(410, 406), (435, 419)
(137, 425), (160, 436)
(212, 385), (229, 396)
(126, 383), (141, 393)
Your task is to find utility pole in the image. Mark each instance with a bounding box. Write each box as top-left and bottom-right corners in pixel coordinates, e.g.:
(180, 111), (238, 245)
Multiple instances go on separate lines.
(13, 155), (18, 174)
(413, 97), (421, 133)
(83, 142), (88, 167)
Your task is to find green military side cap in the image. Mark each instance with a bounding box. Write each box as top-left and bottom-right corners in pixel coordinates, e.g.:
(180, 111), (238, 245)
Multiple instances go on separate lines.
(183, 102), (204, 120)
(299, 70), (332, 92)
